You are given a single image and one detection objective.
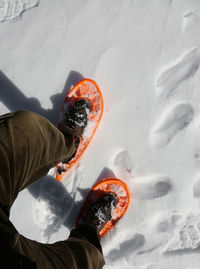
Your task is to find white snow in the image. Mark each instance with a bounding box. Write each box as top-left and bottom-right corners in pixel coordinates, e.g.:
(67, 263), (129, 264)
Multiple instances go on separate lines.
(0, 0), (200, 268)
(0, 0), (39, 22)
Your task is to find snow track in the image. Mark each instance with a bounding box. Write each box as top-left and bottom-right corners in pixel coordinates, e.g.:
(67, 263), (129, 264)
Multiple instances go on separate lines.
(150, 103), (193, 148)
(155, 47), (200, 97)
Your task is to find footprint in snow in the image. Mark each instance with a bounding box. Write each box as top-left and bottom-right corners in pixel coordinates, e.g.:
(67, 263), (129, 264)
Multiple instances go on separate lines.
(132, 175), (172, 200)
(164, 214), (200, 253)
(105, 231), (145, 262)
(109, 149), (133, 178)
(163, 173), (200, 253)
(155, 47), (200, 97)
(149, 103), (193, 148)
(149, 212), (183, 234)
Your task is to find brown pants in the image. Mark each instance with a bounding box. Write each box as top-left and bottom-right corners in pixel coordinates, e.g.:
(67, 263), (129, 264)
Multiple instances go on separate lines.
(0, 111), (105, 269)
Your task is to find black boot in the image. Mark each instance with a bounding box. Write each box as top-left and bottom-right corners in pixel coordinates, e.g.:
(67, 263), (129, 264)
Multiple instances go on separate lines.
(60, 98), (93, 139)
(77, 191), (119, 234)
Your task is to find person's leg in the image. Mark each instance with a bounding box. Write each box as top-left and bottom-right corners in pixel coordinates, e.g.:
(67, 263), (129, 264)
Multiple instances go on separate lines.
(0, 111), (105, 269)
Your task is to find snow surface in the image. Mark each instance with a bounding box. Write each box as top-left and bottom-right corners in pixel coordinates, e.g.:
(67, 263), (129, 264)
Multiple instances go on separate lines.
(0, 0), (39, 22)
(1, 0), (200, 268)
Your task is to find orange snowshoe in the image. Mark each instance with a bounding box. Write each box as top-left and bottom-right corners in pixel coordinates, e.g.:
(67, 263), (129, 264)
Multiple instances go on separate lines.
(56, 79), (104, 181)
(75, 178), (130, 237)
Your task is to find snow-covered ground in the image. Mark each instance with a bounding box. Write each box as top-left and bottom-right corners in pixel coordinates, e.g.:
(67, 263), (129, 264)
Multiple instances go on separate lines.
(1, 0), (200, 268)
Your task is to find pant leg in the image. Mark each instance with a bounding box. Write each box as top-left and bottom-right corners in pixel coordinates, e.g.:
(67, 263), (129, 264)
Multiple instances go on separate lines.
(0, 111), (75, 212)
(0, 111), (105, 269)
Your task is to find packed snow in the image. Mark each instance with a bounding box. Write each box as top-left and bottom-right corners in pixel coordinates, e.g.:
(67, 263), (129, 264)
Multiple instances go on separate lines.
(1, 0), (200, 268)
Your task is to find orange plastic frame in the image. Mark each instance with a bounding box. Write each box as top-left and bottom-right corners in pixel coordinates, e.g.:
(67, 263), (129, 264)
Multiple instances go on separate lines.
(56, 79), (104, 181)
